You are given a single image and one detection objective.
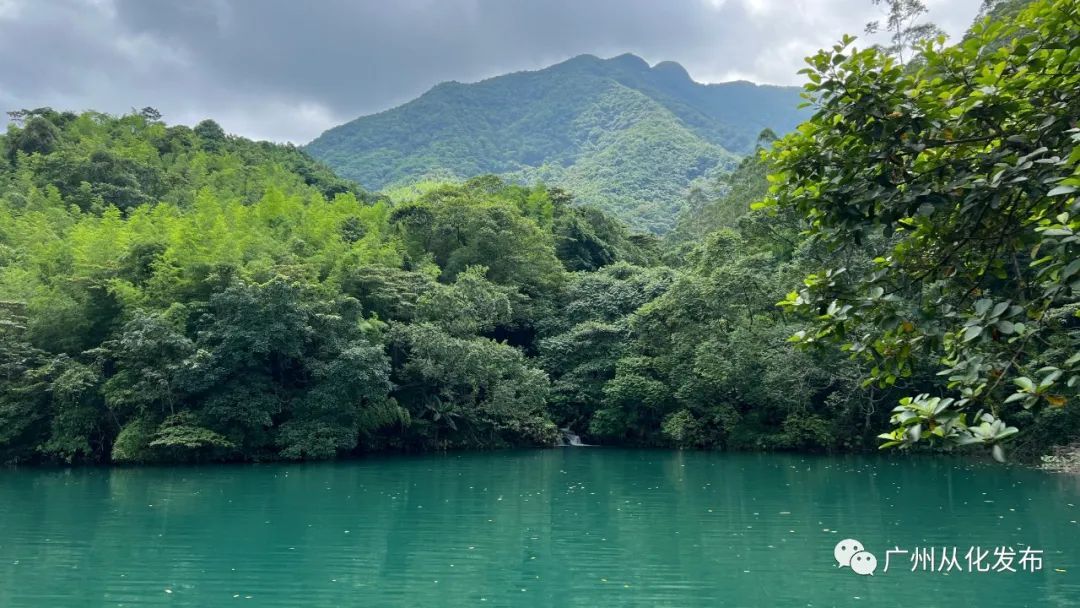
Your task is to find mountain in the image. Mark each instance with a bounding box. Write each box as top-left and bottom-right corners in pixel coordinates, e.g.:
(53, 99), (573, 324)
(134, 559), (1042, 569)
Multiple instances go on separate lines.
(306, 54), (807, 233)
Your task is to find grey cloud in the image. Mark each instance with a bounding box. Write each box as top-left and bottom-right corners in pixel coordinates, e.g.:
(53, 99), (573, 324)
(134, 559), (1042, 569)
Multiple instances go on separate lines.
(0, 0), (983, 143)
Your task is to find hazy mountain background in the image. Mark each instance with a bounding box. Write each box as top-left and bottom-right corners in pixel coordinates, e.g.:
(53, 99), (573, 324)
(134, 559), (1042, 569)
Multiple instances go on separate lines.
(306, 54), (807, 233)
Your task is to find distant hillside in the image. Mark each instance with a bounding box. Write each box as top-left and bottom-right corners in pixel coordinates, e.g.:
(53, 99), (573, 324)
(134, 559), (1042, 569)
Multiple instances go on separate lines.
(306, 54), (806, 233)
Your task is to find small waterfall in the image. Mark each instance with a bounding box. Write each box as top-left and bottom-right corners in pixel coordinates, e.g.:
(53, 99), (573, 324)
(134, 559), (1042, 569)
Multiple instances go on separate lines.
(556, 428), (587, 447)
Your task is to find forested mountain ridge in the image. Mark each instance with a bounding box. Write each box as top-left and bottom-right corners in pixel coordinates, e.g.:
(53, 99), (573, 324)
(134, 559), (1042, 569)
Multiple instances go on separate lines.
(305, 54), (806, 233)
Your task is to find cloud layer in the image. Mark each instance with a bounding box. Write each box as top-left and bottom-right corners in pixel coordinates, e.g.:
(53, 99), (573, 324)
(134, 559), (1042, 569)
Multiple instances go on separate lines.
(0, 0), (982, 143)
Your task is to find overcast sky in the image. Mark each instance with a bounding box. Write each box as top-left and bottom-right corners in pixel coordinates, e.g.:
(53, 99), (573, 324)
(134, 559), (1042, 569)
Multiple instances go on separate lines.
(0, 0), (983, 143)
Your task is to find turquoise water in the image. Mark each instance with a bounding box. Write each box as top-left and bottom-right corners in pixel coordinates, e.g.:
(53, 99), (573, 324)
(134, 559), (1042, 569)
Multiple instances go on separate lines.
(1, 449), (1078, 607)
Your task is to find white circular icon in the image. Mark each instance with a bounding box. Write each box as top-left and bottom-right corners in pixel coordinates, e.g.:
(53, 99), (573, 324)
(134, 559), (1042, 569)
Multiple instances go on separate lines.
(834, 539), (864, 568)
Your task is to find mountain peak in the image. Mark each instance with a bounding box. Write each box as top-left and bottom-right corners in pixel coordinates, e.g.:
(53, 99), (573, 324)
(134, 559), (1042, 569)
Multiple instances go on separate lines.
(651, 60), (692, 83)
(553, 53), (651, 73)
(606, 53), (650, 70)
(558, 53), (603, 66)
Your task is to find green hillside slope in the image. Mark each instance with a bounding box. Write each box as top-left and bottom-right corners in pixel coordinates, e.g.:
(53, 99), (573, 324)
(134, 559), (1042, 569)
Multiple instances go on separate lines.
(306, 54), (805, 233)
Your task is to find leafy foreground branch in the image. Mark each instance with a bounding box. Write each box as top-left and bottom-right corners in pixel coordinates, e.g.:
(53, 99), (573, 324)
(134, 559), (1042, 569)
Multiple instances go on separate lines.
(767, 0), (1079, 460)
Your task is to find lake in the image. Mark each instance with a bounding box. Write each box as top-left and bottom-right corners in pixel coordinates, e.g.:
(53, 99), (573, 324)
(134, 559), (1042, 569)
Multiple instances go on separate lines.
(1, 449), (1078, 607)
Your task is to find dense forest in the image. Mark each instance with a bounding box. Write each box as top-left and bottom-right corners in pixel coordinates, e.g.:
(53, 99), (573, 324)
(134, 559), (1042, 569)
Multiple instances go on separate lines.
(0, 0), (1075, 465)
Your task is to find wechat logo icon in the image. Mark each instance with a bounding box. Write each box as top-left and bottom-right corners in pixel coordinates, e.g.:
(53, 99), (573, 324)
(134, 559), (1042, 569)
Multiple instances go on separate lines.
(835, 538), (877, 576)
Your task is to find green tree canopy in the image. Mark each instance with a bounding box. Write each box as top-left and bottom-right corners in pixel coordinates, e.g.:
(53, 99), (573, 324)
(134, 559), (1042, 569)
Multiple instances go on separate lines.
(768, 0), (1079, 459)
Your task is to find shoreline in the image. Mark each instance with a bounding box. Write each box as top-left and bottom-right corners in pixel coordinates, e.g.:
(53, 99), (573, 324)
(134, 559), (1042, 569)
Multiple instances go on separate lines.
(4, 443), (1073, 473)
